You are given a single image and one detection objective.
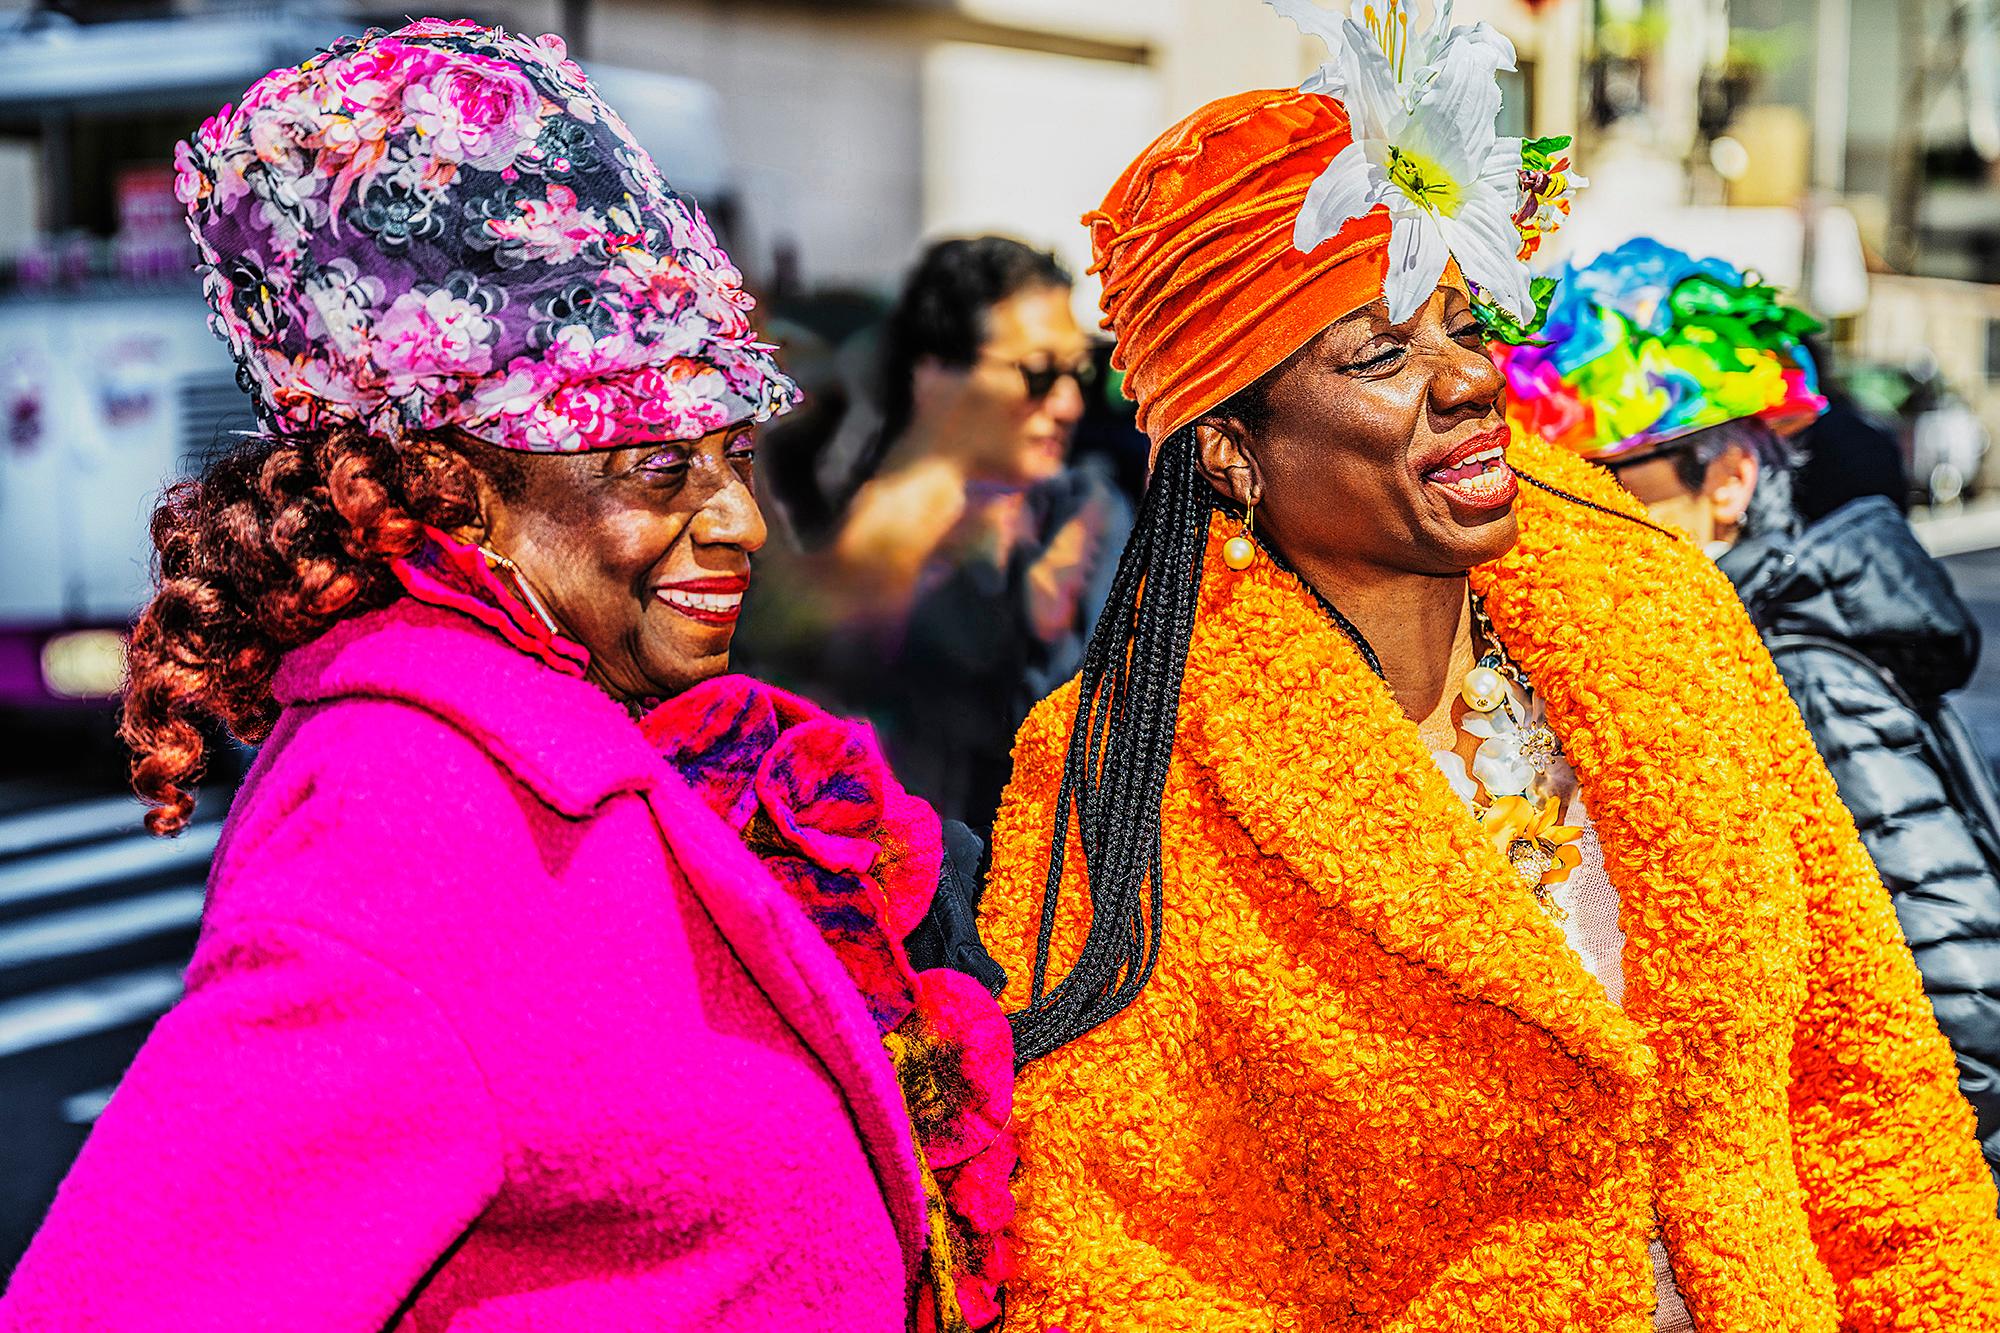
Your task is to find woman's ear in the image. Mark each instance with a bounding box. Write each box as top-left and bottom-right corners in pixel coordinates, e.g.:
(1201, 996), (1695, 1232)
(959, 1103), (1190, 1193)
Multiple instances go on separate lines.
(460, 472), (502, 549)
(1703, 446), (1760, 531)
(441, 432), (508, 549)
(910, 354), (968, 418)
(1193, 416), (1261, 509)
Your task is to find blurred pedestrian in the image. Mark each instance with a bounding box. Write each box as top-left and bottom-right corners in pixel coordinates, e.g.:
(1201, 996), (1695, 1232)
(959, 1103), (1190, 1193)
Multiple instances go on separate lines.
(1505, 238), (2000, 1193)
(1792, 337), (1909, 522)
(0, 23), (1006, 1329)
(752, 236), (1128, 842)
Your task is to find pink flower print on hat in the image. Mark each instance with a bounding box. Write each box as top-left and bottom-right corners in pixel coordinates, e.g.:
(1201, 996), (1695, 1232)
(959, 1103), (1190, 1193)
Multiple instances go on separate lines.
(400, 50), (543, 172)
(373, 284), (499, 400)
(177, 19), (798, 452)
(484, 184), (606, 266)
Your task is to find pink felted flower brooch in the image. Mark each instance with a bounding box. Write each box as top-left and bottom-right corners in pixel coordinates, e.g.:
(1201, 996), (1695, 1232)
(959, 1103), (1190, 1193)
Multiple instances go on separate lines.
(644, 677), (1016, 1331)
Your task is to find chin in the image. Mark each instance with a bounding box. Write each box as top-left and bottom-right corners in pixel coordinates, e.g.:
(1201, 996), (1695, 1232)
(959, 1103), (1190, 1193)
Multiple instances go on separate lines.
(639, 629), (737, 700)
(1417, 506), (1519, 574)
(1011, 438), (1069, 484)
(1458, 509), (1521, 567)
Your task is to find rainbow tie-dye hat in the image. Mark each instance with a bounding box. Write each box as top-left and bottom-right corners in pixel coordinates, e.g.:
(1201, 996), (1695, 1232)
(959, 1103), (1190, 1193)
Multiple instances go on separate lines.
(1492, 237), (1825, 462)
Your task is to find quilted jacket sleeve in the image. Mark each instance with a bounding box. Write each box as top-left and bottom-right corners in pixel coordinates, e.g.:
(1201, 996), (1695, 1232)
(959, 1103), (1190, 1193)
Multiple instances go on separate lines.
(1774, 640), (2000, 1190)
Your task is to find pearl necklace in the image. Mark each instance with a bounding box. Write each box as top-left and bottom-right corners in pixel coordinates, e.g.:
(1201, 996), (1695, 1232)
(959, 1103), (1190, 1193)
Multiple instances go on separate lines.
(1263, 535), (1585, 911)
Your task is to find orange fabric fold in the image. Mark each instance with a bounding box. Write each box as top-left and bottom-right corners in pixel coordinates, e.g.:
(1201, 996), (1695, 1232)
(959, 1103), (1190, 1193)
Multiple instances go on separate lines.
(1088, 87), (1391, 443)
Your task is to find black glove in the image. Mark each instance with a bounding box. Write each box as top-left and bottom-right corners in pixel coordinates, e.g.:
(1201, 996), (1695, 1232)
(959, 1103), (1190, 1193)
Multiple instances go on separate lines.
(903, 819), (1007, 997)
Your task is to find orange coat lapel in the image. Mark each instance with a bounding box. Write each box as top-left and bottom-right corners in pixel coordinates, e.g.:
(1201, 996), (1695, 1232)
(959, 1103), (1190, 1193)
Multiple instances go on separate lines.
(1476, 443), (1816, 1060)
(1176, 511), (1654, 1086)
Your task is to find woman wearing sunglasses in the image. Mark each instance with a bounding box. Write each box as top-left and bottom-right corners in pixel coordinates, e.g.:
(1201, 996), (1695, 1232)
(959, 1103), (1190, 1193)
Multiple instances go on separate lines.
(798, 236), (1131, 841)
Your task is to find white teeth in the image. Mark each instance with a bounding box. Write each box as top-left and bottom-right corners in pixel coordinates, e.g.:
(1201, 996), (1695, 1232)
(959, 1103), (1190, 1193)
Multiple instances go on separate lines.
(1430, 446), (1505, 480)
(658, 590), (743, 613)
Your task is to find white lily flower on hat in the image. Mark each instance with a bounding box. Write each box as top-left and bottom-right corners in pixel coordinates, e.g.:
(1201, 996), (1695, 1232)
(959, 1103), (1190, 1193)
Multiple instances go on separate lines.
(1267, 0), (1533, 325)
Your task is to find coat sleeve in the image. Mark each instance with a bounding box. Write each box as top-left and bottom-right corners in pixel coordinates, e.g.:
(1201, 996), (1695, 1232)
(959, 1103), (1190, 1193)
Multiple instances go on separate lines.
(1776, 683), (2000, 1328)
(1776, 643), (2000, 1190)
(0, 916), (505, 1331)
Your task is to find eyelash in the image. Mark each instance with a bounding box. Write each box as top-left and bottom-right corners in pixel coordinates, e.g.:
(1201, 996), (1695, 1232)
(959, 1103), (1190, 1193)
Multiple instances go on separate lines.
(1348, 322), (1486, 371)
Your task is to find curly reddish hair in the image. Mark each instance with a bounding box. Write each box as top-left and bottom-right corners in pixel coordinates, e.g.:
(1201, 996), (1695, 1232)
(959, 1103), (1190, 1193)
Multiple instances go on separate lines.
(121, 427), (485, 835)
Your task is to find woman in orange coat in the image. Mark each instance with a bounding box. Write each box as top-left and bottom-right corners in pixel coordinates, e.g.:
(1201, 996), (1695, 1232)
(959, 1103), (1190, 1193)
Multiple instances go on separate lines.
(978, 5), (2000, 1330)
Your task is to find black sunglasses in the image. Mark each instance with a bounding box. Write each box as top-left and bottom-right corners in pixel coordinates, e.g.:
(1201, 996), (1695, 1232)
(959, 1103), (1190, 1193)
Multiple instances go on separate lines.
(986, 354), (1100, 400)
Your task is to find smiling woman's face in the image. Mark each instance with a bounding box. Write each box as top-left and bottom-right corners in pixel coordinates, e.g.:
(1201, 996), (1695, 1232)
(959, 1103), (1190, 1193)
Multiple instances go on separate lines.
(474, 425), (766, 703)
(1197, 279), (1516, 580)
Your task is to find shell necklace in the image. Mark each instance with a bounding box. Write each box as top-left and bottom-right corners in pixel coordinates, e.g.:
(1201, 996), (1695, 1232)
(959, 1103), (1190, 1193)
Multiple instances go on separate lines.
(1272, 540), (1585, 913)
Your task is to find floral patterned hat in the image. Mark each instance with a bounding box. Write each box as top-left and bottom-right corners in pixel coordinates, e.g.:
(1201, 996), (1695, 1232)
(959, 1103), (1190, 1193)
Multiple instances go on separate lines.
(175, 19), (799, 452)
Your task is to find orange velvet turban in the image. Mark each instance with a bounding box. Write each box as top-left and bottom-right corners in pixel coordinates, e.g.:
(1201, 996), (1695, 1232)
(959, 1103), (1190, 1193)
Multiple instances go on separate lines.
(1087, 88), (1392, 443)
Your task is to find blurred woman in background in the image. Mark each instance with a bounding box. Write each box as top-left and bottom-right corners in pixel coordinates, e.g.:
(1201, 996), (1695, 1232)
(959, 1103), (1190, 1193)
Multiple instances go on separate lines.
(752, 236), (1128, 843)
(0, 23), (960, 1328)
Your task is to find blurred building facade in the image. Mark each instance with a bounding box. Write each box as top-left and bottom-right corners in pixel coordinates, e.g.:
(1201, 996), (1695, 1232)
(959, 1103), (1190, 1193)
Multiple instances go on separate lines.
(1559, 0), (2000, 504)
(490, 0), (1584, 319)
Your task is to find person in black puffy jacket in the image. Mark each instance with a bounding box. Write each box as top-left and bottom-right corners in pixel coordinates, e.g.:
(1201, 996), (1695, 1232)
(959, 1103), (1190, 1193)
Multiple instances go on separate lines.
(1609, 416), (2000, 1193)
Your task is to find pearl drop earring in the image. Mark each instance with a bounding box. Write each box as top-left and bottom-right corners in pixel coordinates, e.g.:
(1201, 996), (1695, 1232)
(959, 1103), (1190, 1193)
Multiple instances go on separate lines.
(1222, 501), (1257, 571)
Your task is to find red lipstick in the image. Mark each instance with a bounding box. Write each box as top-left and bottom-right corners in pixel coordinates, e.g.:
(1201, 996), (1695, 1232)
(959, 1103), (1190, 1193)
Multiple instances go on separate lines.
(655, 574), (750, 626)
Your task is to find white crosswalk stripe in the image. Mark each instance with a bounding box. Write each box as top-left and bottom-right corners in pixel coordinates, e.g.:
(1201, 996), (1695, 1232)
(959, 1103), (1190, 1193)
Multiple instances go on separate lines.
(0, 796), (147, 859)
(0, 820), (219, 911)
(0, 966), (186, 1060)
(0, 885), (206, 971)
(0, 788), (219, 1265)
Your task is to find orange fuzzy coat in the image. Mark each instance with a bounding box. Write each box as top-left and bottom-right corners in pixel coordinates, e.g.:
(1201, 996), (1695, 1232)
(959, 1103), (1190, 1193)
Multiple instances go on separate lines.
(981, 436), (2000, 1331)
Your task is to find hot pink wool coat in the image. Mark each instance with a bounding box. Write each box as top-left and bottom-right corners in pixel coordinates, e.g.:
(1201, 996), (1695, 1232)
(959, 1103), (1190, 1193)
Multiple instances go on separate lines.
(0, 600), (926, 1330)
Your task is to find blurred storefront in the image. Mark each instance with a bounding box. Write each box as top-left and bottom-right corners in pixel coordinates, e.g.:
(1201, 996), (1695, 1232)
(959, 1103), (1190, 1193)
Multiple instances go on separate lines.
(1560, 0), (2000, 505)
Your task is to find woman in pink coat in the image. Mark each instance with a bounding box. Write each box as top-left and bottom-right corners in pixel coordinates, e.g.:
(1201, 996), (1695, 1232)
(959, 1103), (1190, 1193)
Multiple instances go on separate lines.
(1, 21), (1015, 1330)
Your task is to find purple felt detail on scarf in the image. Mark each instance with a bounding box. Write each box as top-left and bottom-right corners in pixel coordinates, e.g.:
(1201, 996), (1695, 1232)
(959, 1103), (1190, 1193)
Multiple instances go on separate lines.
(642, 674), (1017, 1330)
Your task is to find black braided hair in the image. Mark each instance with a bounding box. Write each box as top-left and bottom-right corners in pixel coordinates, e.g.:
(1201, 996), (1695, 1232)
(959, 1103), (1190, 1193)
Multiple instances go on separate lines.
(1009, 423), (1214, 1066)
